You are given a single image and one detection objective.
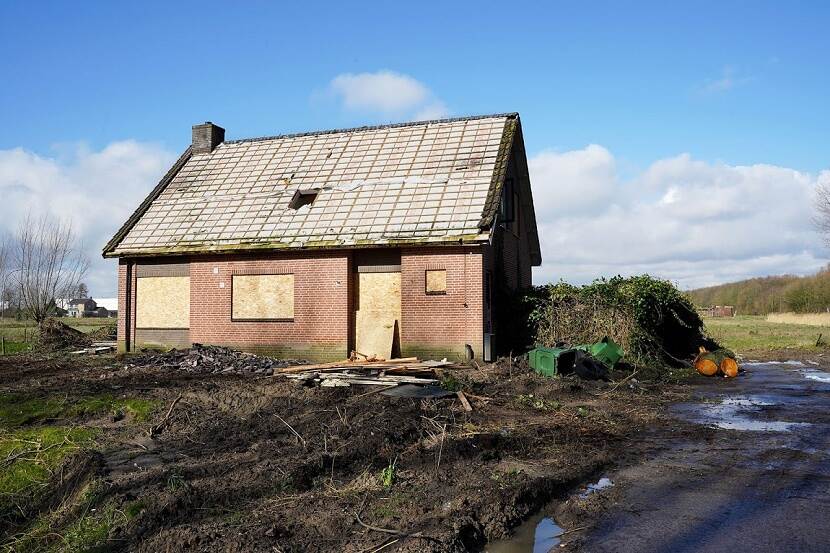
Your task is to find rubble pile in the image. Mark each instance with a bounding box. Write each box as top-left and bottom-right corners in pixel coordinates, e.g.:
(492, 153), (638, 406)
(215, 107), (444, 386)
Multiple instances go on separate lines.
(37, 317), (93, 350)
(130, 344), (306, 376)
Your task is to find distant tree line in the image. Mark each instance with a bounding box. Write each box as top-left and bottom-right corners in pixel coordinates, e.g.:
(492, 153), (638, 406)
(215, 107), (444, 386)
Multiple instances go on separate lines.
(688, 266), (830, 315)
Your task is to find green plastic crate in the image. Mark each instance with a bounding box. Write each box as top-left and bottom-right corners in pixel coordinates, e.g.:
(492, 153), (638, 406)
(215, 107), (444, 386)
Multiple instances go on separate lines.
(528, 347), (577, 377)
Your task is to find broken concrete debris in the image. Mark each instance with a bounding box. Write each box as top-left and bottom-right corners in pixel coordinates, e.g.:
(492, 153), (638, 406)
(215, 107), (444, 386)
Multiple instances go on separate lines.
(127, 345), (458, 388)
(128, 344), (307, 376)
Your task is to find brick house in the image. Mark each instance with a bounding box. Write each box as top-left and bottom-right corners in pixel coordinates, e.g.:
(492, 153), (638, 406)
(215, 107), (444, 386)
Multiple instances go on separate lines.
(67, 298), (98, 318)
(103, 114), (541, 361)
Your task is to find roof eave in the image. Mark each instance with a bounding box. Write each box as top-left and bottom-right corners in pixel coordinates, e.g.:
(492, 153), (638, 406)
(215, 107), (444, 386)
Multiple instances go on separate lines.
(105, 232), (492, 259)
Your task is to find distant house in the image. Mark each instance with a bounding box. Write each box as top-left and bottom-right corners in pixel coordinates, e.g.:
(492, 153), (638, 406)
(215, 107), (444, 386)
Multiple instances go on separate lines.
(67, 298), (97, 318)
(95, 298), (119, 318)
(698, 305), (735, 318)
(103, 114), (541, 361)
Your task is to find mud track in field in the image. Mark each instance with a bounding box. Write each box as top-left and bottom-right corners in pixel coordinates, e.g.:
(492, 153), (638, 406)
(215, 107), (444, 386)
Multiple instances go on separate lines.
(0, 353), (699, 552)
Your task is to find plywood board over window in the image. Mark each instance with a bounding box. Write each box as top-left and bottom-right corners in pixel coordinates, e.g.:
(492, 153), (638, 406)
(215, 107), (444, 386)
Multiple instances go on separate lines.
(232, 274), (294, 320)
(135, 276), (190, 328)
(425, 269), (447, 294)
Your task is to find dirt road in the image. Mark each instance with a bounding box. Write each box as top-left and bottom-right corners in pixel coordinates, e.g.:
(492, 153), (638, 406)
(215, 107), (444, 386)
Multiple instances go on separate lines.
(575, 360), (830, 552)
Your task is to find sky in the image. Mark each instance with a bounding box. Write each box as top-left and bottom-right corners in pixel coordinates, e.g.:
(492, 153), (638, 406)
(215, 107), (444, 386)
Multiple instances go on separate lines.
(1, 1), (829, 297)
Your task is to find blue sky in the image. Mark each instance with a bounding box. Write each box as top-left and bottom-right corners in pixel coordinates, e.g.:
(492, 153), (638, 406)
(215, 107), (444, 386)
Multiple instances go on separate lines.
(1, 1), (829, 296)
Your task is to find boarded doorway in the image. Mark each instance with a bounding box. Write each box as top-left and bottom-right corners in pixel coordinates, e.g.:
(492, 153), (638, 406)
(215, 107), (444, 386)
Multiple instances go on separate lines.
(354, 251), (401, 359)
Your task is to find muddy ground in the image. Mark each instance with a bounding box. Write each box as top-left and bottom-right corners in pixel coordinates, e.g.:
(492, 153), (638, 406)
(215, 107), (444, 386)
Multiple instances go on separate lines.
(0, 351), (705, 552)
(542, 353), (830, 552)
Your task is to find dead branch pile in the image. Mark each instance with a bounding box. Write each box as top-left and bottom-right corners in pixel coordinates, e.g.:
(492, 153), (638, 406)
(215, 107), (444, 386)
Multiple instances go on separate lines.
(528, 276), (720, 370)
(37, 317), (92, 350)
(129, 344), (307, 376)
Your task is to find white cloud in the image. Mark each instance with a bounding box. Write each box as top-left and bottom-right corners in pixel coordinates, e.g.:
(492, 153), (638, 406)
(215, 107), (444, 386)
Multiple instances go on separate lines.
(328, 70), (449, 120)
(0, 142), (176, 297)
(529, 146), (830, 289)
(698, 66), (750, 95)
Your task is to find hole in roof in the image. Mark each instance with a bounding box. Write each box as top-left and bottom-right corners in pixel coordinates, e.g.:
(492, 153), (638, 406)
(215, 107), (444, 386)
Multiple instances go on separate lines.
(289, 189), (318, 210)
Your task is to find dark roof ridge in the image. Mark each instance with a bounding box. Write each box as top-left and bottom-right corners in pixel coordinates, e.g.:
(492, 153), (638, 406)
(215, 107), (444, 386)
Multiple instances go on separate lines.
(223, 112), (519, 145)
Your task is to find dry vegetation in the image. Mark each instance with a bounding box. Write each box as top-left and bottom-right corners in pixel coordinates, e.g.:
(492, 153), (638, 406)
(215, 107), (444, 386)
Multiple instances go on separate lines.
(765, 312), (830, 327)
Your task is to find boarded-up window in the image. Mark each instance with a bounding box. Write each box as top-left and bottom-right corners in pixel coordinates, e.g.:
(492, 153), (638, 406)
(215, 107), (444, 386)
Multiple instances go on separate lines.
(135, 276), (190, 328)
(425, 269), (447, 294)
(232, 274), (294, 320)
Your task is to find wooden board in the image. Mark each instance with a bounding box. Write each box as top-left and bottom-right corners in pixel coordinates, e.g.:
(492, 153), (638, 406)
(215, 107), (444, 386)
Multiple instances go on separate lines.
(135, 276), (190, 329)
(355, 272), (401, 359)
(232, 274), (294, 320)
(425, 269), (447, 294)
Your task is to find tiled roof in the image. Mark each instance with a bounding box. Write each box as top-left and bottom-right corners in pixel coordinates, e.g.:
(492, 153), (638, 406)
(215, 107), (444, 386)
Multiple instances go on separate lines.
(105, 114), (519, 257)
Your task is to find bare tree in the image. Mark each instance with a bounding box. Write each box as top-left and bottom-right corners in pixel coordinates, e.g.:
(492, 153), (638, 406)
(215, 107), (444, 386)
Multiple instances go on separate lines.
(0, 234), (8, 317)
(12, 214), (89, 324)
(815, 181), (830, 246)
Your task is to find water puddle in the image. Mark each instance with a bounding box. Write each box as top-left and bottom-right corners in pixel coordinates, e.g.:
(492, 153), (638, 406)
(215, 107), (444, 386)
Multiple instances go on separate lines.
(675, 395), (811, 432)
(743, 360), (805, 367)
(486, 512), (564, 553)
(799, 368), (830, 383)
(579, 477), (613, 498)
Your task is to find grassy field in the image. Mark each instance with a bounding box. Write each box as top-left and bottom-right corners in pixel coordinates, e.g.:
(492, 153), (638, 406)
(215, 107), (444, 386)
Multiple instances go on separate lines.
(0, 318), (114, 355)
(704, 315), (830, 354)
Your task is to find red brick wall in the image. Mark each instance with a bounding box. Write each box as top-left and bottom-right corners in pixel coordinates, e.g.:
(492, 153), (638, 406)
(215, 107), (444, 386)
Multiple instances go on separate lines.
(120, 252), (350, 360)
(189, 252), (351, 360)
(119, 246), (488, 361)
(400, 246), (484, 361)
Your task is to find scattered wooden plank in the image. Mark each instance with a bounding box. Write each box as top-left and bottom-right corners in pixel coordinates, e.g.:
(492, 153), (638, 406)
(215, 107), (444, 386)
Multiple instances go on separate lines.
(456, 391), (473, 412)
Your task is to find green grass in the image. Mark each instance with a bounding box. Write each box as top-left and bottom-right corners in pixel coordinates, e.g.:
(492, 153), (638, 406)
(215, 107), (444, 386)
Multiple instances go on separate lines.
(0, 341), (30, 355)
(0, 317), (113, 347)
(0, 426), (96, 499)
(705, 315), (830, 353)
(6, 484), (122, 553)
(0, 393), (159, 427)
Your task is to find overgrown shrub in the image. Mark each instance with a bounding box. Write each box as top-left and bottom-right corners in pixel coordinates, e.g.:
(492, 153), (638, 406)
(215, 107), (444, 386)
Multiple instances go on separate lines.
(525, 275), (718, 369)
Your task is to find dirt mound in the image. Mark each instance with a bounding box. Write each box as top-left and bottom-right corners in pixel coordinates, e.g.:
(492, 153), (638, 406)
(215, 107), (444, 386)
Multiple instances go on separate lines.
(129, 344), (306, 376)
(36, 318), (92, 350)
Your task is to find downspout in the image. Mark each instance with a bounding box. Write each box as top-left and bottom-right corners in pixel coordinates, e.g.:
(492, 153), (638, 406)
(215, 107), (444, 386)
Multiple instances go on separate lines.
(124, 261), (133, 352)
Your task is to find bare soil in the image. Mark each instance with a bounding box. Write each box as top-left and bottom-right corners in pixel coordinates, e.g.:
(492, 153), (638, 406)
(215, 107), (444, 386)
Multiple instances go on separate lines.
(0, 353), (700, 552)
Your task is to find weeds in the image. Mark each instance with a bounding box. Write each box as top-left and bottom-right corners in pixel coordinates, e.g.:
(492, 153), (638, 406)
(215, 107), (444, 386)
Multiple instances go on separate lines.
(515, 394), (561, 411)
(166, 470), (191, 493)
(379, 458), (397, 490)
(440, 373), (462, 392)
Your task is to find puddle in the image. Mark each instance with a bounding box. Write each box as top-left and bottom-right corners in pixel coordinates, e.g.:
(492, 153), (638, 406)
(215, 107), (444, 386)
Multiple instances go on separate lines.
(675, 395), (811, 433)
(799, 369), (830, 383)
(743, 360), (805, 367)
(486, 512), (564, 553)
(579, 477), (613, 498)
(720, 396), (774, 407)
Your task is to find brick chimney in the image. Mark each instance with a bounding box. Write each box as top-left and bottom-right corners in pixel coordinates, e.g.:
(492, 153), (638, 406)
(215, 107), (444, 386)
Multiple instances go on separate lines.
(191, 121), (225, 154)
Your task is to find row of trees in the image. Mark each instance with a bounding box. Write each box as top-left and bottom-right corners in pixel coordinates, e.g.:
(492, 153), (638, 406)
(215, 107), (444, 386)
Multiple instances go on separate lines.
(0, 214), (88, 324)
(688, 265), (830, 315)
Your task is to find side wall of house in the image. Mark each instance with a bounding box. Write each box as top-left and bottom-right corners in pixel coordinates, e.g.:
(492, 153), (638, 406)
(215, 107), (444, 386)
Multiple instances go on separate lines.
(485, 150), (535, 356)
(400, 246), (484, 361)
